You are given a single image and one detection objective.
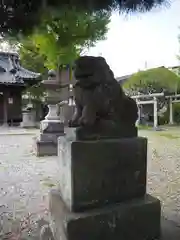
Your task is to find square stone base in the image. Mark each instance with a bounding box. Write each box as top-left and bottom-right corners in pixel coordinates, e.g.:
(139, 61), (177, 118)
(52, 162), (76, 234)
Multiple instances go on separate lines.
(20, 121), (37, 128)
(40, 133), (65, 143)
(36, 140), (58, 157)
(41, 120), (64, 134)
(58, 136), (147, 212)
(49, 190), (161, 240)
(36, 131), (65, 157)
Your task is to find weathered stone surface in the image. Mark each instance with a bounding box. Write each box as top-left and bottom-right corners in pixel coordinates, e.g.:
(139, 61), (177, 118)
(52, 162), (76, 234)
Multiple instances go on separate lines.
(75, 123), (138, 141)
(161, 218), (180, 240)
(69, 56), (138, 140)
(21, 111), (36, 128)
(49, 190), (161, 240)
(36, 139), (58, 157)
(58, 135), (147, 212)
(40, 133), (65, 143)
(41, 121), (65, 134)
(62, 105), (76, 126)
(36, 120), (65, 157)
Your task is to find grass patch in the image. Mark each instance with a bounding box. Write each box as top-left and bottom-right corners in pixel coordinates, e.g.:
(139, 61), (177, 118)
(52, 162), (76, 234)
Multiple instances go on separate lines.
(40, 177), (57, 188)
(157, 133), (180, 139)
(137, 125), (152, 130)
(42, 182), (56, 188)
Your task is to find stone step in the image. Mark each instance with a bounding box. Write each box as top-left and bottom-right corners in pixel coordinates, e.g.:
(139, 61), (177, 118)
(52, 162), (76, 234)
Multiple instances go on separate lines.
(49, 190), (161, 240)
(40, 215), (180, 240)
(161, 218), (180, 240)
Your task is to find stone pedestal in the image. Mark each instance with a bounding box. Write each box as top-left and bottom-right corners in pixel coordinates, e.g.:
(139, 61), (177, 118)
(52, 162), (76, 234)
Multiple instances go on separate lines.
(35, 66), (76, 156)
(50, 191), (160, 240)
(49, 135), (161, 240)
(36, 104), (65, 157)
(21, 110), (36, 128)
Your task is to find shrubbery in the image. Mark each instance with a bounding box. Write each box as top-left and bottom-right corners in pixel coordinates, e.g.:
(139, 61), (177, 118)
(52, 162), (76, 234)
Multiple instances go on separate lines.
(158, 103), (180, 125)
(172, 103), (180, 124)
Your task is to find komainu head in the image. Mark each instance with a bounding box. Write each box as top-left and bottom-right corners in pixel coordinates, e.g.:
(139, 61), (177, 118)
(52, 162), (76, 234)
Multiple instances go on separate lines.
(74, 56), (115, 87)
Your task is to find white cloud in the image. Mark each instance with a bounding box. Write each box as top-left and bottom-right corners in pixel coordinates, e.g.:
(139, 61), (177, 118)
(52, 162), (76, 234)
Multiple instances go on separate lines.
(88, 0), (180, 77)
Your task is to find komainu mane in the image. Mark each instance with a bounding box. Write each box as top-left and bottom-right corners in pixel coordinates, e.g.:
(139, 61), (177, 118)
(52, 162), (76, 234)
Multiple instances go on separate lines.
(69, 56), (138, 140)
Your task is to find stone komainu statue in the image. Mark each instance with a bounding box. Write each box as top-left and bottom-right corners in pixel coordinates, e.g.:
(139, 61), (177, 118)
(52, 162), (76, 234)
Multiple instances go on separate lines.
(69, 56), (138, 140)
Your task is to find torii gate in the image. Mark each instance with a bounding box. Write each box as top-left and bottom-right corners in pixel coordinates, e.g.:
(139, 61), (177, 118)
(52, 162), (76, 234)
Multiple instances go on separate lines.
(166, 94), (180, 125)
(131, 93), (164, 129)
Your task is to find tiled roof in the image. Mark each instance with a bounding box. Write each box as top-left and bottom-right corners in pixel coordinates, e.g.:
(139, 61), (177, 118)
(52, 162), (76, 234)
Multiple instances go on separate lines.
(0, 52), (41, 85)
(0, 69), (41, 85)
(18, 67), (41, 80)
(0, 72), (24, 85)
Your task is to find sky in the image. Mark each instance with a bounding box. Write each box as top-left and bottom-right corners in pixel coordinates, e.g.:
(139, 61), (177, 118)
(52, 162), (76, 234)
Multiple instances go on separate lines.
(88, 0), (180, 78)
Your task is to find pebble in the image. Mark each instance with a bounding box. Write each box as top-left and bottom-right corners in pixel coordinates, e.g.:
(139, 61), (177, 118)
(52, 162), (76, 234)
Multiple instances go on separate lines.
(0, 128), (180, 238)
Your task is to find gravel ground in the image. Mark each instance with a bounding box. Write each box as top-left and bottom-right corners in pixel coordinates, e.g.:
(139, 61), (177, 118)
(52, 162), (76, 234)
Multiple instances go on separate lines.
(140, 128), (180, 225)
(0, 127), (180, 239)
(0, 129), (59, 239)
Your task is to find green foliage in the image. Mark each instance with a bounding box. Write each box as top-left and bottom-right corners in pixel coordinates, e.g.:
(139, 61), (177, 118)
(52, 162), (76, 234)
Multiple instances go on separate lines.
(19, 37), (48, 78)
(1, 8), (110, 99)
(159, 103), (180, 125)
(24, 83), (46, 101)
(173, 103), (180, 124)
(158, 106), (169, 125)
(30, 8), (110, 69)
(177, 30), (180, 65)
(0, 1), (168, 36)
(16, 8), (110, 98)
(124, 67), (180, 94)
(19, 37), (47, 100)
(155, 103), (180, 125)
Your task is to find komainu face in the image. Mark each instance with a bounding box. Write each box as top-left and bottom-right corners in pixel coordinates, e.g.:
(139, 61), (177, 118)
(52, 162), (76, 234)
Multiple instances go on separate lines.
(74, 56), (112, 88)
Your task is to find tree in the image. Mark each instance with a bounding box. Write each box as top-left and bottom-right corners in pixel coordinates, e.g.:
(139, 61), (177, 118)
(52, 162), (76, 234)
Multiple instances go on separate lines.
(0, 8), (110, 100)
(29, 8), (110, 70)
(177, 30), (180, 73)
(124, 67), (180, 95)
(123, 67), (180, 121)
(19, 38), (48, 78)
(19, 38), (47, 101)
(0, 1), (168, 36)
